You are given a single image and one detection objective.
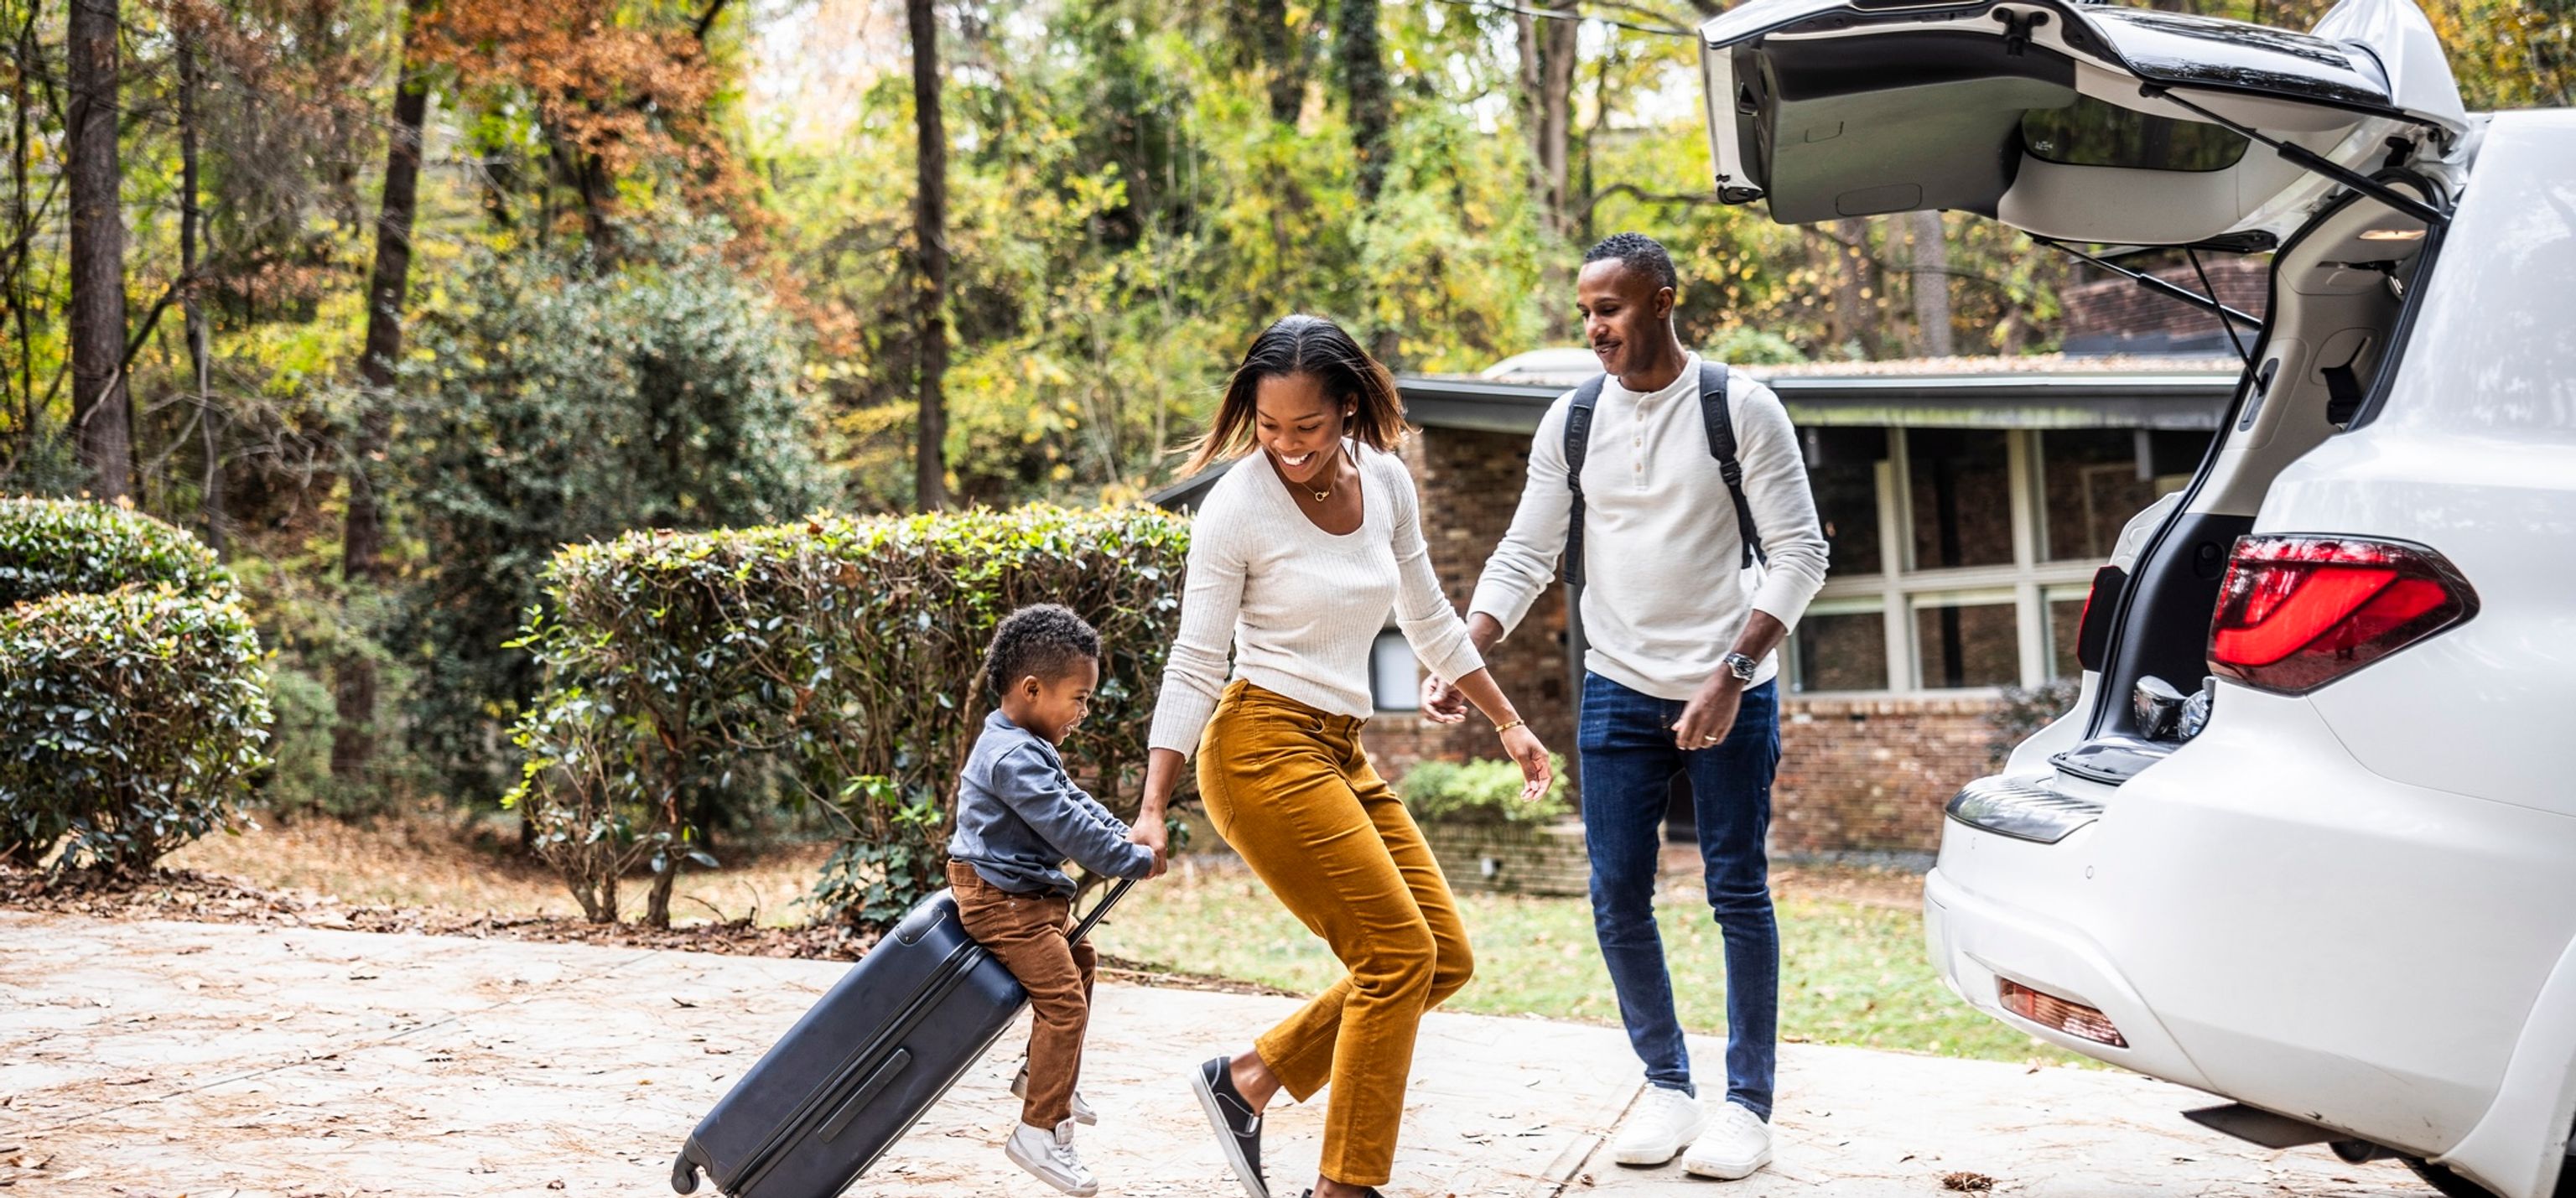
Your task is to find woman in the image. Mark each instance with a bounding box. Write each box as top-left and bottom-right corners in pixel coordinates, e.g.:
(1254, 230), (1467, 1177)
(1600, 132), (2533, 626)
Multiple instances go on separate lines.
(1129, 314), (1554, 1198)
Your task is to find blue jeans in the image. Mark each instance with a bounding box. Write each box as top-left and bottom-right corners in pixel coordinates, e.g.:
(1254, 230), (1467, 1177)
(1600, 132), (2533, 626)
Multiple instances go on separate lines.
(1577, 672), (1780, 1120)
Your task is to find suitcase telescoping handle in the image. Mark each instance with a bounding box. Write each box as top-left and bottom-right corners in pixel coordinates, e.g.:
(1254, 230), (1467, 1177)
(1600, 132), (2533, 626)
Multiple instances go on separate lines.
(1067, 877), (1135, 944)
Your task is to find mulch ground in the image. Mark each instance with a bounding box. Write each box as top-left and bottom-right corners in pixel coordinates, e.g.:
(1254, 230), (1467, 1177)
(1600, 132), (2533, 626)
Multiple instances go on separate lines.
(0, 865), (1292, 996)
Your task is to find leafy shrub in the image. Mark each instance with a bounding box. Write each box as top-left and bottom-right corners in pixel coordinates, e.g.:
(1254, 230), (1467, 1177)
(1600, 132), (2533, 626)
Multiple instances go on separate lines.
(392, 221), (827, 807)
(508, 504), (1190, 929)
(1986, 678), (2083, 768)
(0, 496), (226, 607)
(218, 554), (422, 819)
(1398, 755), (1571, 827)
(1706, 326), (1808, 366)
(0, 583), (272, 873)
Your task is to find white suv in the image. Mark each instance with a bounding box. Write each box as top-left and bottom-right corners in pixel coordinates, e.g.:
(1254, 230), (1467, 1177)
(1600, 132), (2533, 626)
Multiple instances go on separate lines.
(1698, 1), (2573, 1195)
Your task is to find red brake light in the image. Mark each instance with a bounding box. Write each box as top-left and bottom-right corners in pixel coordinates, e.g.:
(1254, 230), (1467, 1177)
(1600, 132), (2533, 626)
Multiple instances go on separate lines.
(2208, 536), (2476, 693)
(2075, 564), (2124, 673)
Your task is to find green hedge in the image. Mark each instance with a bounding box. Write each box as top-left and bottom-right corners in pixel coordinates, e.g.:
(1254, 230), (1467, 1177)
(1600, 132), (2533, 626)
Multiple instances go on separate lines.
(508, 504), (1190, 928)
(0, 500), (270, 874)
(0, 496), (226, 607)
(1397, 754), (1571, 826)
(0, 583), (272, 871)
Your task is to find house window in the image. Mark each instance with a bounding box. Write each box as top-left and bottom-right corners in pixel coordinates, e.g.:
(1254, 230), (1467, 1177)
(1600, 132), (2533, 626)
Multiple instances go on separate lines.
(1906, 429), (2014, 570)
(1914, 595), (2021, 688)
(1370, 629), (1420, 712)
(1774, 417), (2217, 695)
(1804, 427), (1887, 576)
(2038, 429), (2208, 562)
(1790, 602), (1888, 693)
(2045, 587), (2090, 681)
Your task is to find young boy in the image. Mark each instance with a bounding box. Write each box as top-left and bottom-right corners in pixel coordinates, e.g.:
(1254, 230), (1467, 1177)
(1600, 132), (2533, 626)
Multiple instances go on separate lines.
(947, 604), (1165, 1197)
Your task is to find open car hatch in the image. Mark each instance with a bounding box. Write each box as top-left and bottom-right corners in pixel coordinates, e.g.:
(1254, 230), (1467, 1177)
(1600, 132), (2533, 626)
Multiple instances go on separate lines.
(1697, 0), (2467, 245)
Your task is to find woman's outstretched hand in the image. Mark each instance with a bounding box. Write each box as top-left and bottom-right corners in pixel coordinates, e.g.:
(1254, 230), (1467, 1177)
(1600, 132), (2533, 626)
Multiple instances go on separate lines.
(1501, 723), (1554, 801)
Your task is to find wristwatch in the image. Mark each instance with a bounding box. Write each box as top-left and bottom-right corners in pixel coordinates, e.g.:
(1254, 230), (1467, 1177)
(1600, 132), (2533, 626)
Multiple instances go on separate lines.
(1722, 651), (1760, 684)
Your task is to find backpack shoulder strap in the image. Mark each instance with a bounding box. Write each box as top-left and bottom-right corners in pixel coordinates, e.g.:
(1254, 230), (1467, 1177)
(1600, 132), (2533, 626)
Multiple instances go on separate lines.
(1560, 375), (1607, 588)
(1696, 361), (1765, 569)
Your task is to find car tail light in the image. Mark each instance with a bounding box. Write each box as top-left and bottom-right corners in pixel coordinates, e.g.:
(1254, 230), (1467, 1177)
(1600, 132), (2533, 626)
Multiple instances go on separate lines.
(2075, 564), (2124, 673)
(2208, 536), (2476, 694)
(1998, 979), (2127, 1047)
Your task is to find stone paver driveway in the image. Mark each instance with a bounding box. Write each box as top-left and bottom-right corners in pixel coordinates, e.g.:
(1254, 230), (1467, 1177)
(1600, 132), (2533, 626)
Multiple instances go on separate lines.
(0, 911), (2427, 1197)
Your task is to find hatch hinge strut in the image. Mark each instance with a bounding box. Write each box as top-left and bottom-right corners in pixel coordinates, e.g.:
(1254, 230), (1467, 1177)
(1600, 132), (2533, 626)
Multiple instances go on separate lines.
(2031, 236), (2262, 337)
(2141, 86), (2451, 228)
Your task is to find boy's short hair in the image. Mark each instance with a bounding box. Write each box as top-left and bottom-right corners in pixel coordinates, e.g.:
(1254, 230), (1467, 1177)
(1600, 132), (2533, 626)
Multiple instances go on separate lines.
(984, 604), (1102, 697)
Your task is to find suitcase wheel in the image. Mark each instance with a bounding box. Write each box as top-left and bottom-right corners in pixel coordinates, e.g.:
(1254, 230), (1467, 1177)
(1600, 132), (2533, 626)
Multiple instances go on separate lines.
(669, 1149), (701, 1195)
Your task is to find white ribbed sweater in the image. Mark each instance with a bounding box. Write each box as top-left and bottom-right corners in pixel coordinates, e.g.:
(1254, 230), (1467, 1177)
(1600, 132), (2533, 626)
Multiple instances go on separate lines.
(1467, 355), (1831, 700)
(1149, 442), (1485, 760)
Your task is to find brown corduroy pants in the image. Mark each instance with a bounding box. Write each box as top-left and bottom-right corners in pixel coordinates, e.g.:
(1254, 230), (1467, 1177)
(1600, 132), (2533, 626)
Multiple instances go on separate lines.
(948, 860), (1097, 1128)
(1197, 680), (1475, 1187)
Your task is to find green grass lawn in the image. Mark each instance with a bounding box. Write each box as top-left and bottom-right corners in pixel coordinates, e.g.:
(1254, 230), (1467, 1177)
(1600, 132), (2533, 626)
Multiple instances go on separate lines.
(1091, 862), (2085, 1067)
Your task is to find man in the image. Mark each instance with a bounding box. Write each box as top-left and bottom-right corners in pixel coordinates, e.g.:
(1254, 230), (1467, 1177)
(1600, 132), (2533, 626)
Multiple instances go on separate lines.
(1426, 232), (1827, 1180)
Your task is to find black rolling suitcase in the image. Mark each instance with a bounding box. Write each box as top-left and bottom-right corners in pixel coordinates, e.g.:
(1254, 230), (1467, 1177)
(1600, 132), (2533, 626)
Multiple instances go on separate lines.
(670, 878), (1133, 1198)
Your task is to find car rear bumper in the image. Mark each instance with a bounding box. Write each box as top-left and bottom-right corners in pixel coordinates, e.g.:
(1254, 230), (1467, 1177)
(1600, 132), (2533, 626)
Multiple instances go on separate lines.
(1924, 855), (2218, 1092)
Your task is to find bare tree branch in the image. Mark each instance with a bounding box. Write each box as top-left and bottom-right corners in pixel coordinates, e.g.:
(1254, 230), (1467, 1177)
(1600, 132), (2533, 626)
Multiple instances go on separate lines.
(1581, 179), (1723, 217)
(1426, 0), (1690, 39)
(692, 0), (731, 44)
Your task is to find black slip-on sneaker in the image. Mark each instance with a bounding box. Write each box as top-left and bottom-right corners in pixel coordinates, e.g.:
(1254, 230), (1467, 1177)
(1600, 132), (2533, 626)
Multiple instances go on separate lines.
(1296, 1190), (1386, 1197)
(1190, 1055), (1268, 1198)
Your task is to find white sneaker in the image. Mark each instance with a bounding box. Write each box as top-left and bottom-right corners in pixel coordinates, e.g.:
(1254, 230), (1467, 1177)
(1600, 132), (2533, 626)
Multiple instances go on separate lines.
(1610, 1085), (1709, 1165)
(1005, 1118), (1099, 1196)
(1012, 1062), (1098, 1125)
(1682, 1102), (1774, 1180)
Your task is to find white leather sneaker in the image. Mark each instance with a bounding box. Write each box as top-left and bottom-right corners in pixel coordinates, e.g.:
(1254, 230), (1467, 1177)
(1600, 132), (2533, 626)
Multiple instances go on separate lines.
(1005, 1118), (1099, 1196)
(1012, 1062), (1098, 1125)
(1681, 1101), (1774, 1180)
(1610, 1085), (1709, 1165)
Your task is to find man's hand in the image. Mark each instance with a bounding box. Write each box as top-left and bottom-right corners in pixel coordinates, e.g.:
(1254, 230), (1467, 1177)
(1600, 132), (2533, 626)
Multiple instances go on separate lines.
(1129, 820), (1169, 879)
(1671, 674), (1745, 751)
(1420, 673), (1471, 723)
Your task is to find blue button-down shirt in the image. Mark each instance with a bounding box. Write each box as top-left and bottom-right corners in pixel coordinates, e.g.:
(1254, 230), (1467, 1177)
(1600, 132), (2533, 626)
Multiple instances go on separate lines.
(946, 709), (1156, 895)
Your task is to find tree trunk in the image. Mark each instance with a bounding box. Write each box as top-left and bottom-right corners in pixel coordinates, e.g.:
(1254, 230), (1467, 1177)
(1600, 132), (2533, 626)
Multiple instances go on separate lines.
(1235, 0), (1303, 124)
(1824, 219), (1884, 359)
(334, 0), (431, 782)
(1336, 0), (1390, 204)
(1535, 15), (1576, 237)
(908, 0), (948, 511)
(11, 3), (40, 435)
(645, 858), (678, 927)
(65, 0), (131, 500)
(1576, 32), (1612, 248)
(1910, 210), (1954, 357)
(179, 34), (220, 554)
(1520, 11), (1579, 328)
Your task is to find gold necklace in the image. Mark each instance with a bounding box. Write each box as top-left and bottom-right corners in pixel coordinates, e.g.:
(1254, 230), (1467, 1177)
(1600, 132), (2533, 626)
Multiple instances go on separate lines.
(1299, 446), (1340, 502)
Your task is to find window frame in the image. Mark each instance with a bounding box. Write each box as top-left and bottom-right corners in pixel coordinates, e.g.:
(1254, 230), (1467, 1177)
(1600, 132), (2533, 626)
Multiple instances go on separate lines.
(1368, 626), (1422, 713)
(1785, 427), (2161, 696)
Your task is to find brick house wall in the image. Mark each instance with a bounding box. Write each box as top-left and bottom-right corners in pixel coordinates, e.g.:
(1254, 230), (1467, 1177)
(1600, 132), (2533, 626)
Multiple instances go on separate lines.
(1774, 695), (2002, 856)
(1360, 423), (2002, 858)
(2061, 256), (2269, 355)
(1362, 427), (1579, 785)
